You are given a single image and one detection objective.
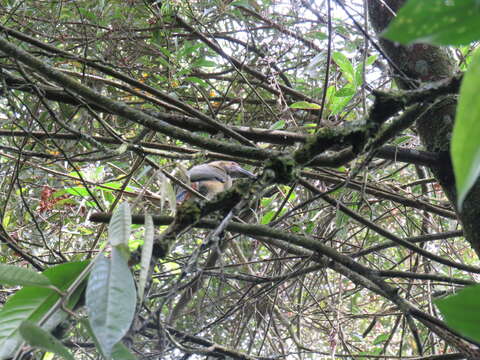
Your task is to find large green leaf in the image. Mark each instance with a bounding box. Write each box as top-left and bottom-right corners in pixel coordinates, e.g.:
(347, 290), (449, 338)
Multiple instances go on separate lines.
(435, 285), (480, 342)
(382, 0), (480, 46)
(0, 264), (51, 287)
(20, 321), (74, 360)
(108, 202), (132, 248)
(86, 249), (136, 357)
(0, 261), (88, 359)
(451, 48), (480, 209)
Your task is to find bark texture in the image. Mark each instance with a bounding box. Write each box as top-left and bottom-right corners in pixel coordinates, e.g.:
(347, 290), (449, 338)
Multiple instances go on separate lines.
(368, 1), (480, 357)
(368, 0), (480, 257)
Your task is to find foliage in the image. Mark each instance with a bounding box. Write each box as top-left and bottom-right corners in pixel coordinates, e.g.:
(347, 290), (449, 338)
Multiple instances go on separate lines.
(0, 0), (479, 359)
(435, 285), (480, 343)
(382, 0), (480, 46)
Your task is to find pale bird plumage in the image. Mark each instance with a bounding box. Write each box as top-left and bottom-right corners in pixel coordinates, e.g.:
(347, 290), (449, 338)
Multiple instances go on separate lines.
(176, 161), (255, 202)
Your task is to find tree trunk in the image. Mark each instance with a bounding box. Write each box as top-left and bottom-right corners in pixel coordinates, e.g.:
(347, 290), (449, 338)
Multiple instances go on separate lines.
(368, 1), (480, 357)
(368, 0), (480, 257)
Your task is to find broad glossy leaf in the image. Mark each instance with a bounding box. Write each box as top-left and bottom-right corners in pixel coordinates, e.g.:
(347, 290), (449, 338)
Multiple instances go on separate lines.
(382, 0), (480, 46)
(436, 285), (480, 342)
(0, 264), (51, 287)
(108, 202), (131, 247)
(0, 261), (88, 359)
(86, 249), (136, 357)
(451, 48), (480, 209)
(20, 321), (74, 360)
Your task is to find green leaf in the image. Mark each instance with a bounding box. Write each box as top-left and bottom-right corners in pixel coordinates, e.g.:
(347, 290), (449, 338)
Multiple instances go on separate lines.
(138, 214), (154, 302)
(184, 76), (209, 87)
(230, 0), (255, 10)
(354, 64), (363, 87)
(366, 55), (378, 66)
(0, 261), (88, 359)
(308, 31), (328, 40)
(178, 42), (203, 58)
(86, 249), (136, 357)
(330, 95), (353, 115)
(261, 210), (276, 225)
(435, 285), (480, 342)
(108, 202), (132, 248)
(19, 321), (74, 360)
(289, 101), (321, 110)
(332, 52), (354, 83)
(191, 59), (216, 68)
(372, 333), (389, 345)
(451, 48), (480, 209)
(335, 86), (355, 97)
(382, 0), (480, 46)
(269, 119), (285, 130)
(62, 186), (90, 197)
(0, 264), (52, 287)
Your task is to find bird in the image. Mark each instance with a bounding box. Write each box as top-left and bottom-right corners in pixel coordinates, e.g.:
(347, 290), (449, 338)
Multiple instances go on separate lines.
(176, 161), (255, 202)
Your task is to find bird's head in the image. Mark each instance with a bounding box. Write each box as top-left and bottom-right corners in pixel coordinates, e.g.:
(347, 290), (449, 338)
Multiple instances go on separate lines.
(211, 161), (255, 178)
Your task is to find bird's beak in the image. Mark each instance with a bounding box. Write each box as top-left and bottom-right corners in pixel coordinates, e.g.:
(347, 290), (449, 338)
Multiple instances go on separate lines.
(230, 164), (255, 178)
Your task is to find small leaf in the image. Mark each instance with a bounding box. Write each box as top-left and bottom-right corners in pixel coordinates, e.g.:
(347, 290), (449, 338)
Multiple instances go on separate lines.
(289, 101), (321, 110)
(382, 0), (480, 46)
(451, 48), (480, 209)
(109, 202), (132, 248)
(261, 210), (275, 225)
(184, 76), (208, 87)
(436, 285), (480, 342)
(332, 52), (354, 83)
(178, 42), (203, 58)
(308, 31), (328, 40)
(230, 0), (255, 10)
(63, 186), (90, 197)
(269, 119), (285, 130)
(20, 321), (74, 360)
(335, 86), (355, 97)
(0, 264), (52, 287)
(191, 59), (216, 68)
(366, 55), (378, 66)
(372, 333), (389, 345)
(115, 143), (129, 155)
(330, 95), (353, 115)
(86, 250), (136, 357)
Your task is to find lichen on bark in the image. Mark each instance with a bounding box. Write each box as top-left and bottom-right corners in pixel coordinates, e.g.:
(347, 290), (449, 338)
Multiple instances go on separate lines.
(368, 0), (480, 258)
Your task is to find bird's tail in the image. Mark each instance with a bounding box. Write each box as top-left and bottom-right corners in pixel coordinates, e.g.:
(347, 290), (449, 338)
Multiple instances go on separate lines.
(176, 182), (198, 202)
(176, 190), (188, 202)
